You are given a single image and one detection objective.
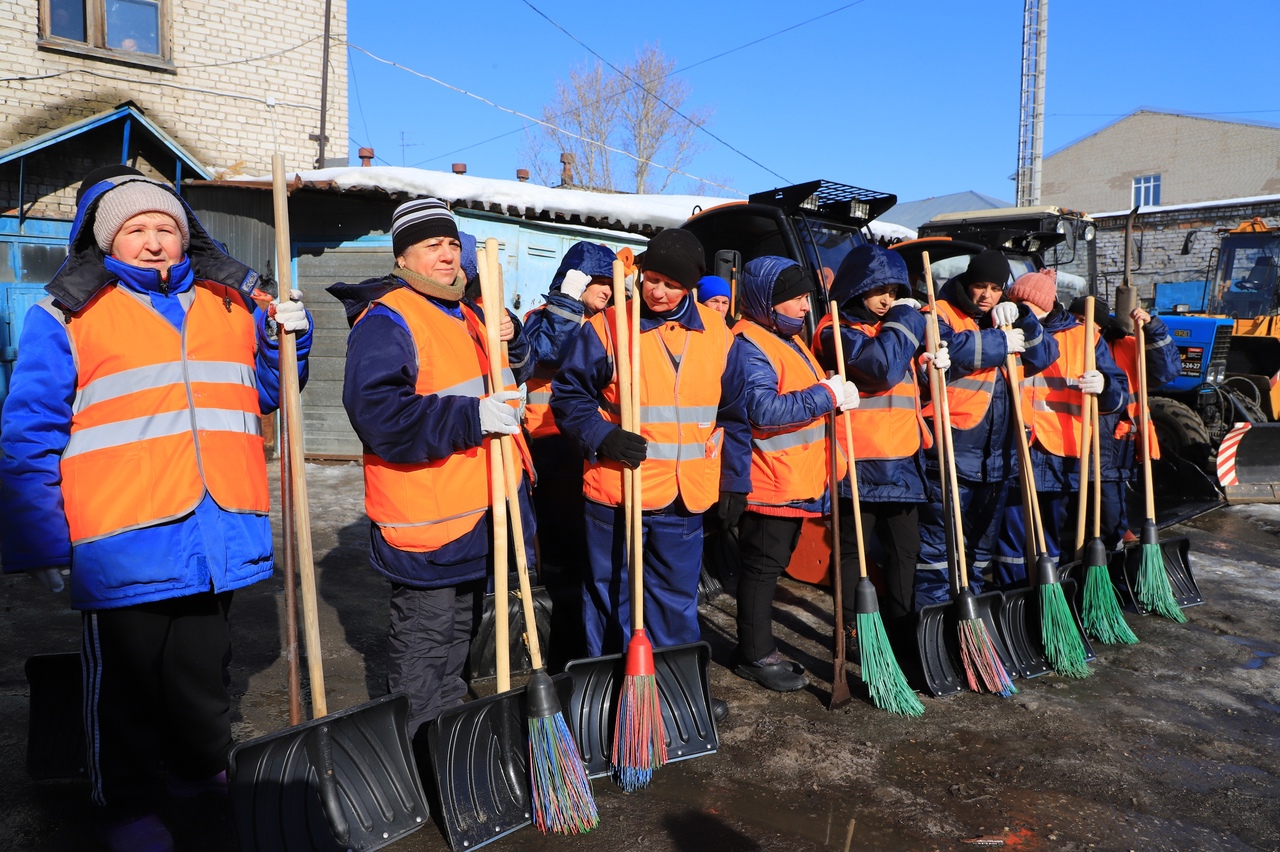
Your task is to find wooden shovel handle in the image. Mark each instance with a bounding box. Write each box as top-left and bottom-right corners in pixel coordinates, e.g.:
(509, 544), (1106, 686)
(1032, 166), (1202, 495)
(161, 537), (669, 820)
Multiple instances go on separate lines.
(1075, 298), (1097, 557)
(1003, 324), (1046, 556)
(478, 240), (511, 693)
(828, 303), (867, 579)
(1135, 316), (1156, 520)
(272, 154), (326, 718)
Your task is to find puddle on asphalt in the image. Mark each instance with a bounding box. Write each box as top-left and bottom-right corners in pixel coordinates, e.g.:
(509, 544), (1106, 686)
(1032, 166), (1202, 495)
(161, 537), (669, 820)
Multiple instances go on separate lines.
(1220, 634), (1279, 669)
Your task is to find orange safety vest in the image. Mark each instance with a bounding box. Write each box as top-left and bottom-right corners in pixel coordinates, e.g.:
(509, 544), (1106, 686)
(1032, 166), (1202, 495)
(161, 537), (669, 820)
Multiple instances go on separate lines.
(1109, 336), (1162, 460)
(734, 320), (843, 506)
(360, 287), (531, 552)
(521, 301), (586, 440)
(1020, 323), (1094, 458)
(921, 300), (1002, 431)
(581, 300), (732, 513)
(57, 281), (268, 545)
(813, 313), (933, 462)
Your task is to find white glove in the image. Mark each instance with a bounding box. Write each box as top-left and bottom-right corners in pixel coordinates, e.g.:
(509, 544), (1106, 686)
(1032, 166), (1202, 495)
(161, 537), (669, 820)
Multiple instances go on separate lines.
(1078, 369), (1104, 395)
(560, 269), (591, 301)
(32, 567), (65, 593)
(920, 341), (951, 373)
(273, 289), (310, 333)
(821, 375), (846, 409)
(1002, 327), (1026, 354)
(990, 301), (1020, 328)
(837, 381), (859, 411)
(478, 390), (522, 435)
(892, 297), (922, 311)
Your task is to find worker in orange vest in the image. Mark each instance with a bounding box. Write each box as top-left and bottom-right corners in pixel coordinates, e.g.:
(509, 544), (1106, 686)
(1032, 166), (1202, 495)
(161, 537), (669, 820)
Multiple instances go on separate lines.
(914, 249), (1059, 608)
(813, 244), (937, 645)
(996, 269), (1127, 579)
(731, 256), (858, 692)
(0, 168), (312, 852)
(551, 229), (749, 720)
(329, 198), (535, 740)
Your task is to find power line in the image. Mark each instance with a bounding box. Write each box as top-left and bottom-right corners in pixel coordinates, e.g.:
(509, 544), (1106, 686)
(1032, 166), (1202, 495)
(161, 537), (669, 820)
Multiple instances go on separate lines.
(346, 44), (745, 195)
(519, 0), (788, 184)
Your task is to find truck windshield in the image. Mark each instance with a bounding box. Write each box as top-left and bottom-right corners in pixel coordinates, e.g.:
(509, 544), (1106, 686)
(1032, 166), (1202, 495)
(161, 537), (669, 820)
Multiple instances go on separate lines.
(795, 218), (866, 292)
(1213, 233), (1280, 316)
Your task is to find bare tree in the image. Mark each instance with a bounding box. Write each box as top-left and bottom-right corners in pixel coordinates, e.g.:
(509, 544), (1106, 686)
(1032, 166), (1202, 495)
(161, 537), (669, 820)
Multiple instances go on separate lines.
(521, 43), (717, 195)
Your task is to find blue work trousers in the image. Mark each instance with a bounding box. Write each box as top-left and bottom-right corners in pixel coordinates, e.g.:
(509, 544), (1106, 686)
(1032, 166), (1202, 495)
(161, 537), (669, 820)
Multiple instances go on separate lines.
(994, 482), (1072, 588)
(582, 498), (703, 657)
(914, 478), (1008, 609)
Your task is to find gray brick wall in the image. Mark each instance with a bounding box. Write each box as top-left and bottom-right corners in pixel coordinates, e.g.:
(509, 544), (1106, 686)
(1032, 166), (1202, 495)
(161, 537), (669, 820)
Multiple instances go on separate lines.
(1041, 111), (1280, 214)
(0, 0), (347, 219)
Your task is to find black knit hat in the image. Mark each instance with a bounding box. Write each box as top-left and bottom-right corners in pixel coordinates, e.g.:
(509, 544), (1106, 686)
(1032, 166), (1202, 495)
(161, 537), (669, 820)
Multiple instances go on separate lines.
(960, 248), (1013, 289)
(770, 264), (813, 305)
(640, 229), (705, 290)
(392, 198), (459, 257)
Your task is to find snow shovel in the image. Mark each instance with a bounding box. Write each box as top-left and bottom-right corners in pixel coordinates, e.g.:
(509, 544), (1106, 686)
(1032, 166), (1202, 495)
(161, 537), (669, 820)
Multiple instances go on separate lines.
(228, 155), (428, 852)
(913, 251), (1017, 697)
(563, 260), (717, 778)
(993, 319), (1094, 679)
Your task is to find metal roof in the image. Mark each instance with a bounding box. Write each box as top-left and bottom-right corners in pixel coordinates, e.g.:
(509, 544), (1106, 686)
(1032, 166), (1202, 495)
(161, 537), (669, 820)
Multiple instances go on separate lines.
(878, 190), (1012, 230)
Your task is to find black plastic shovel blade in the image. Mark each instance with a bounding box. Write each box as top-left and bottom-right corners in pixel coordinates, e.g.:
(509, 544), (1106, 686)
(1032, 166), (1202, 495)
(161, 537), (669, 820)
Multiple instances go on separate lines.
(228, 692), (429, 852)
(913, 590), (1013, 697)
(469, 587), (554, 679)
(24, 653), (87, 781)
(996, 578), (1096, 679)
(1110, 537), (1203, 613)
(425, 673), (576, 852)
(563, 641), (718, 778)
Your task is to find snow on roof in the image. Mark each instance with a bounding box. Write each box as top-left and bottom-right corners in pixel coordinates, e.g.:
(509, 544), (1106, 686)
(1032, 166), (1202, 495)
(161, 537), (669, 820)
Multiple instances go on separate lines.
(1091, 193), (1280, 220)
(231, 166), (913, 241)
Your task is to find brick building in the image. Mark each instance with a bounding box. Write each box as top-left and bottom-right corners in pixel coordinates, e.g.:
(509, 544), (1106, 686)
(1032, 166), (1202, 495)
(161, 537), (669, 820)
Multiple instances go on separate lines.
(1040, 110), (1280, 215)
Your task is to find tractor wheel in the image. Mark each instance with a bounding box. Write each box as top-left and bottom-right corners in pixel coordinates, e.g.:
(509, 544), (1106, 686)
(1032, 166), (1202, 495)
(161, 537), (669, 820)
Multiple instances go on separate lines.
(1148, 396), (1215, 475)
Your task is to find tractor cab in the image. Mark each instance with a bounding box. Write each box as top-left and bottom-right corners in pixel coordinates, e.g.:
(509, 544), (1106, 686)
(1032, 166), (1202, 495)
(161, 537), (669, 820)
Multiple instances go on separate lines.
(1209, 219), (1280, 319)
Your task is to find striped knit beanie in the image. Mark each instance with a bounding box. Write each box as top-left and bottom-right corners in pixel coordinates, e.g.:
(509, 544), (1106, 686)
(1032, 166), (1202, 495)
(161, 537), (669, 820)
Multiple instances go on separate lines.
(392, 198), (458, 257)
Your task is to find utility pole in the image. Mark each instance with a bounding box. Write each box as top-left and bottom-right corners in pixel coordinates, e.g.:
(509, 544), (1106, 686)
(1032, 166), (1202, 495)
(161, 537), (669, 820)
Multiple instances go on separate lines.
(1016, 0), (1047, 206)
(314, 0), (333, 168)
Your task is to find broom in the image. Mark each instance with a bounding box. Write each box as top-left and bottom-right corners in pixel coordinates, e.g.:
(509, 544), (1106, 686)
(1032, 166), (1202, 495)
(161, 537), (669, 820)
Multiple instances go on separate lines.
(922, 252), (1016, 697)
(479, 242), (598, 833)
(1133, 315), (1187, 622)
(829, 302), (923, 716)
(610, 259), (667, 791)
(1077, 297), (1139, 644)
(1002, 312), (1090, 679)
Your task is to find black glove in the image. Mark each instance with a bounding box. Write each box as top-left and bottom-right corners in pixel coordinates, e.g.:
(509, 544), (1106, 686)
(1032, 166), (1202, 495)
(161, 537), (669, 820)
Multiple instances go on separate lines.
(597, 427), (647, 469)
(718, 491), (747, 529)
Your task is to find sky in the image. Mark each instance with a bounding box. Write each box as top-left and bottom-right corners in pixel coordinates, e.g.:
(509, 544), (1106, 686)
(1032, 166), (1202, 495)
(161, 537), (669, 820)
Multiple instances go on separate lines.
(343, 0), (1280, 206)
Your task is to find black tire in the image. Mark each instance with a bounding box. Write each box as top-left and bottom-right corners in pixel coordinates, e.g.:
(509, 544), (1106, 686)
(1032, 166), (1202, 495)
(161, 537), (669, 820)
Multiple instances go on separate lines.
(1148, 396), (1215, 475)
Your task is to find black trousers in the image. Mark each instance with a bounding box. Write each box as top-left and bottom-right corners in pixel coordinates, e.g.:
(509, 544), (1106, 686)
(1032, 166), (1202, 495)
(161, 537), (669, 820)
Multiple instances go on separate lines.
(387, 579), (483, 738)
(83, 591), (233, 819)
(736, 512), (803, 663)
(839, 500), (920, 624)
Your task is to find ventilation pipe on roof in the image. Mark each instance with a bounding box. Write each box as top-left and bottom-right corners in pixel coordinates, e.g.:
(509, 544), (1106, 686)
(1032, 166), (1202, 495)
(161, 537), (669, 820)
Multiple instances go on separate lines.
(358, 147), (374, 167)
(452, 163), (467, 175)
(516, 168), (530, 182)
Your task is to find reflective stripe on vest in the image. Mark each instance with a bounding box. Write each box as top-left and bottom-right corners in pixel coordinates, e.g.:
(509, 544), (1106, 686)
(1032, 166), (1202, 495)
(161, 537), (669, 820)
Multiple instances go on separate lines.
(360, 288), (531, 551)
(813, 313), (933, 461)
(582, 300), (731, 512)
(57, 282), (267, 545)
(1021, 323), (1093, 458)
(734, 320), (839, 506)
(1109, 335), (1161, 460)
(921, 301), (1001, 430)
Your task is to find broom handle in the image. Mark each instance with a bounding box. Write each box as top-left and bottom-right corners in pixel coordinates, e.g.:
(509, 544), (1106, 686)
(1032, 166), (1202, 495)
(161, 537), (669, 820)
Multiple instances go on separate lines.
(630, 272), (643, 632)
(1135, 316), (1156, 520)
(1092, 379), (1103, 539)
(1075, 298), (1097, 556)
(921, 253), (969, 584)
(272, 154), (326, 718)
(828, 303), (867, 578)
(478, 241), (511, 694)
(1003, 336), (1044, 566)
(610, 262), (638, 633)
(278, 379), (302, 726)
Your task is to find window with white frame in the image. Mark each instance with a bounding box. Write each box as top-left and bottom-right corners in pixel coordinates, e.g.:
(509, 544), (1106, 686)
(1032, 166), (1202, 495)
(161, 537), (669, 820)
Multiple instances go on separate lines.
(41, 0), (168, 62)
(1133, 174), (1161, 207)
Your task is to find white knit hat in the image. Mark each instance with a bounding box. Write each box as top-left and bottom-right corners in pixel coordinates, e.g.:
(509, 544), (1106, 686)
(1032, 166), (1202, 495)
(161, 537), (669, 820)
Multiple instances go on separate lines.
(93, 179), (190, 254)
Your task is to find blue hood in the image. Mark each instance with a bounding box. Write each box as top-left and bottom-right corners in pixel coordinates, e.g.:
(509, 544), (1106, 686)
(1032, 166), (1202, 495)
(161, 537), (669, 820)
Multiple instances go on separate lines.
(459, 232), (478, 284)
(739, 255), (801, 329)
(549, 242), (617, 294)
(830, 244), (908, 307)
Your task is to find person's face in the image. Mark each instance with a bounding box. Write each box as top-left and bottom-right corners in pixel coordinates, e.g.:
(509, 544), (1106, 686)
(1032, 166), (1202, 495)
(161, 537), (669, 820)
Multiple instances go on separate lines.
(773, 292), (810, 320)
(967, 281), (1004, 313)
(703, 295), (730, 316)
(110, 212), (184, 280)
(861, 283), (898, 318)
(581, 279), (612, 312)
(642, 271), (688, 313)
(399, 236), (461, 284)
